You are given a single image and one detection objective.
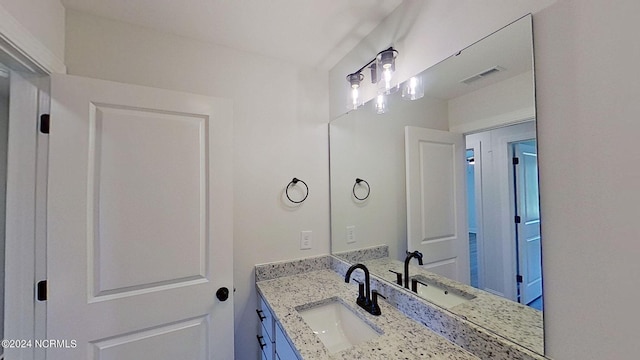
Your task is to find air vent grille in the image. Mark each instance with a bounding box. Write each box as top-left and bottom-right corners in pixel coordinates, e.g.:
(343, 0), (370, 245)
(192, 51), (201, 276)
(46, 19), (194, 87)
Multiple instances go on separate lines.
(460, 66), (505, 85)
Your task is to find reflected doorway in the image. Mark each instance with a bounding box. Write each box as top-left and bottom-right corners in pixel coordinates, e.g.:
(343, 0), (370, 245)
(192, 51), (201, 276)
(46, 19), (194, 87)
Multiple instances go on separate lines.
(511, 140), (543, 310)
(465, 122), (543, 310)
(466, 149), (479, 288)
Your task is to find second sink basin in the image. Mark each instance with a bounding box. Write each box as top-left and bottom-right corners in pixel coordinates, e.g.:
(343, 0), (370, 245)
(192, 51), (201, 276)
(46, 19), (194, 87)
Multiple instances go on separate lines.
(297, 298), (381, 354)
(412, 277), (476, 309)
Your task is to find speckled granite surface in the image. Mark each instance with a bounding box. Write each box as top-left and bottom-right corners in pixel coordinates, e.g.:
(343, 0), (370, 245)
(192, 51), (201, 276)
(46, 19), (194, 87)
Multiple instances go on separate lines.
(360, 257), (544, 356)
(255, 255), (331, 282)
(256, 256), (548, 360)
(257, 269), (480, 360)
(330, 256), (546, 360)
(332, 245), (389, 263)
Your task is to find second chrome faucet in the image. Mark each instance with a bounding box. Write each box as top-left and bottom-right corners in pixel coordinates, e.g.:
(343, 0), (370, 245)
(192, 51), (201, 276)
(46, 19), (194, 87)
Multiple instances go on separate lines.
(344, 263), (385, 316)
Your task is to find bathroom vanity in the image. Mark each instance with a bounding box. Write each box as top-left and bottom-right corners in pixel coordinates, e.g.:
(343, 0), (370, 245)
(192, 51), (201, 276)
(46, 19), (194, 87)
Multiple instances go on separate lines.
(256, 268), (478, 359)
(255, 255), (547, 360)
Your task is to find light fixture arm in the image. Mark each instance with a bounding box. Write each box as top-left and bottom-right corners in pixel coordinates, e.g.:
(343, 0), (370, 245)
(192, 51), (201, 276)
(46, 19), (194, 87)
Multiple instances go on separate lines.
(347, 47), (398, 80)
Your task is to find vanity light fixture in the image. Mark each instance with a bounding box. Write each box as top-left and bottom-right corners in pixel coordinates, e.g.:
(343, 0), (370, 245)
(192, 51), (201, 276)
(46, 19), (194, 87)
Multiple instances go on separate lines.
(346, 47), (398, 111)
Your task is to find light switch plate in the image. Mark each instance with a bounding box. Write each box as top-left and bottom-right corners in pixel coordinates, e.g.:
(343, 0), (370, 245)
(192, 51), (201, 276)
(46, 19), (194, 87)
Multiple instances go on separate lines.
(300, 231), (312, 250)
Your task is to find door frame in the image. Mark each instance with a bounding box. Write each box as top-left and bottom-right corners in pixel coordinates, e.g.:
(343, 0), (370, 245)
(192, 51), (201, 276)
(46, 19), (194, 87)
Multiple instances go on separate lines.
(497, 125), (537, 302)
(465, 137), (485, 289)
(0, 6), (58, 360)
(0, 4), (66, 75)
(4, 70), (49, 360)
(465, 121), (536, 301)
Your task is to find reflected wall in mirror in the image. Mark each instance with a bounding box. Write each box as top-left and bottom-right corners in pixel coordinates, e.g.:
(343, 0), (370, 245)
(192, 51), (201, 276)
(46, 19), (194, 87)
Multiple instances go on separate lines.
(329, 15), (544, 355)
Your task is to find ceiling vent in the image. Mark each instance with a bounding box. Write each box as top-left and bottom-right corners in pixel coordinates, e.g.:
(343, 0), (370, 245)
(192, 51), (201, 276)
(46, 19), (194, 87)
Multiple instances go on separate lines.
(460, 66), (505, 85)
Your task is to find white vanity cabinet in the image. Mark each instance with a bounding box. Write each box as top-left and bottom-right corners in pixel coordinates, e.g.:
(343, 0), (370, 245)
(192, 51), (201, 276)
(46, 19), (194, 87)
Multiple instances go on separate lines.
(257, 294), (300, 360)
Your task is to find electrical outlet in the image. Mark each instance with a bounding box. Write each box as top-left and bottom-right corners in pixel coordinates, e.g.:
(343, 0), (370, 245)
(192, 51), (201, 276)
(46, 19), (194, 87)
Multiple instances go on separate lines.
(300, 231), (312, 250)
(346, 226), (356, 244)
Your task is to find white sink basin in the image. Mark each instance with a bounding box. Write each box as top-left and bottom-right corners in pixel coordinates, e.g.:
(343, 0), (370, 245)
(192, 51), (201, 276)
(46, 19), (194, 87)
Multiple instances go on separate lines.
(297, 299), (381, 354)
(412, 279), (475, 309)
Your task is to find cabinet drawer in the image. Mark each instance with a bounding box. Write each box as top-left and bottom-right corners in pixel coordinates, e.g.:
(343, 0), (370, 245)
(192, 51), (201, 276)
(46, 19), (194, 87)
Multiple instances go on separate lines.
(275, 322), (299, 360)
(258, 296), (274, 342)
(257, 332), (273, 360)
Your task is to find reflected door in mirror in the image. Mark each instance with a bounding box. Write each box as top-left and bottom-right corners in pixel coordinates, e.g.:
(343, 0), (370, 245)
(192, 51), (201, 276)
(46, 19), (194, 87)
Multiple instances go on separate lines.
(405, 126), (470, 284)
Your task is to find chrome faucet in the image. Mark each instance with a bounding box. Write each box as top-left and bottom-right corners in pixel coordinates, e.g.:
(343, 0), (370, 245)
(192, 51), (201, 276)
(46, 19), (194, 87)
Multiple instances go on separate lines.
(404, 250), (424, 289)
(344, 263), (384, 316)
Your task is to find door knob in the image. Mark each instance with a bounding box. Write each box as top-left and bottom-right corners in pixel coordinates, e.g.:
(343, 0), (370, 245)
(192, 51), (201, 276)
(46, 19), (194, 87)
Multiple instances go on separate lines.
(216, 287), (230, 301)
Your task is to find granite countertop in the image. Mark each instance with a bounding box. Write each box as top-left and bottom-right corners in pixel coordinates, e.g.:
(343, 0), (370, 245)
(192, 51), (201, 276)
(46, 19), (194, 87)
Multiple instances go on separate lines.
(360, 257), (544, 355)
(256, 269), (480, 360)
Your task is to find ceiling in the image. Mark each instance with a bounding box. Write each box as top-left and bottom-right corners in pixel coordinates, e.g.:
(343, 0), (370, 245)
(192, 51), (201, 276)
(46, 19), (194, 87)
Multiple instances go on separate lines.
(421, 15), (532, 100)
(60, 0), (404, 69)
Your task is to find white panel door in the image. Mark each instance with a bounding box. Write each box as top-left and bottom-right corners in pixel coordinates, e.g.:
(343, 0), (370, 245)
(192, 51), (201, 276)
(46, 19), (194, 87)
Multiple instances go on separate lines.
(47, 74), (234, 360)
(405, 126), (469, 284)
(514, 141), (542, 304)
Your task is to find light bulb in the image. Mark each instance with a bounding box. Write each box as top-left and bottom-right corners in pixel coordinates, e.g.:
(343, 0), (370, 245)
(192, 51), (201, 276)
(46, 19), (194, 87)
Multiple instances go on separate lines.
(351, 87), (361, 109)
(346, 72), (364, 110)
(383, 69), (392, 88)
(376, 48), (398, 94)
(402, 76), (424, 100)
(374, 93), (388, 114)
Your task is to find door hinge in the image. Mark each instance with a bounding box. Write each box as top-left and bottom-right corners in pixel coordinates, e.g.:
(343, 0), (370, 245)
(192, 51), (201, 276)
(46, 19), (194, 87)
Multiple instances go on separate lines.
(37, 280), (48, 301)
(516, 275), (523, 283)
(512, 157), (519, 165)
(40, 114), (50, 134)
(515, 215), (521, 223)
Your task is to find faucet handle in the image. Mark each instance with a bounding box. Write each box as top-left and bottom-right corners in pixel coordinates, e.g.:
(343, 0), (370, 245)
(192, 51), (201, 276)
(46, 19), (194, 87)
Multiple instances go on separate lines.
(388, 270), (403, 285)
(370, 290), (386, 316)
(411, 278), (429, 293)
(351, 279), (367, 306)
(372, 290), (386, 300)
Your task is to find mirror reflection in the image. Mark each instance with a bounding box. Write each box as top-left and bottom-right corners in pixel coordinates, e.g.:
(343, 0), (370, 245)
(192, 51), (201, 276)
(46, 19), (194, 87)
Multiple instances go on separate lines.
(329, 15), (544, 355)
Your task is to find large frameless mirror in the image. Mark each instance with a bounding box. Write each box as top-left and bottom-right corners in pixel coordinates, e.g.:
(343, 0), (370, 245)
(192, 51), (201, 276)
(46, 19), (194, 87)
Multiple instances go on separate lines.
(330, 14), (544, 355)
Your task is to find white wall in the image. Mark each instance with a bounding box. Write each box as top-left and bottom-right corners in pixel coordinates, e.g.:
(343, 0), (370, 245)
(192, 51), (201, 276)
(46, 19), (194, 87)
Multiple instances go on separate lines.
(0, 0), (65, 69)
(64, 10), (329, 360)
(534, 1), (640, 358)
(330, 94), (448, 261)
(332, 0), (640, 358)
(448, 71), (535, 133)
